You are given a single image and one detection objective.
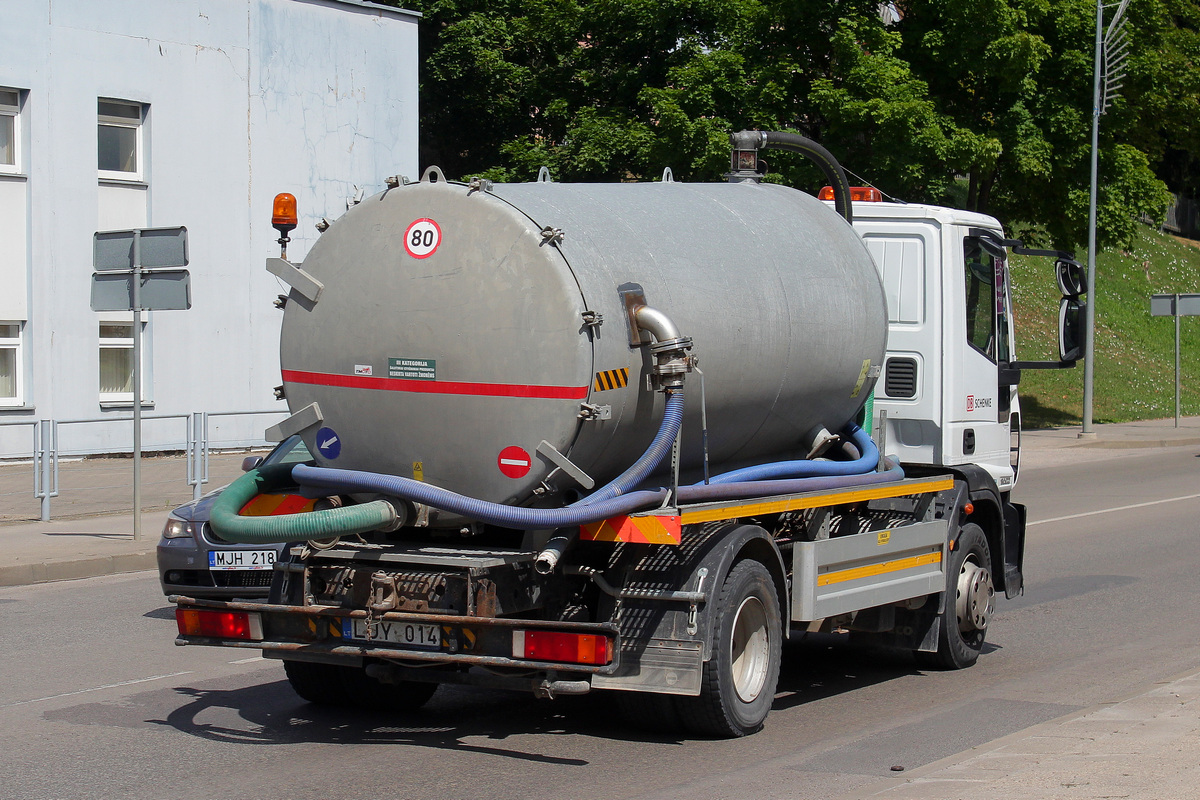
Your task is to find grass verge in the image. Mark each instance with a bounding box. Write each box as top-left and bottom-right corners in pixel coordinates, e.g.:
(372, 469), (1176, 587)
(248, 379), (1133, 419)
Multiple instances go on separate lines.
(1009, 227), (1200, 427)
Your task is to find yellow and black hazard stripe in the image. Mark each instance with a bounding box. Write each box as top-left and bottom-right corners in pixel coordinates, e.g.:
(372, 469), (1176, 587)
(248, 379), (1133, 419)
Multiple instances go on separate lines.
(593, 368), (630, 392)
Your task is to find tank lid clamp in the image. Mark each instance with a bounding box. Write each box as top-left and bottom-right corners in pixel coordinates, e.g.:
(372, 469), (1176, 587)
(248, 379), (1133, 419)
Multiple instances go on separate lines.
(539, 226), (565, 247)
(467, 176), (493, 194)
(578, 403), (612, 422)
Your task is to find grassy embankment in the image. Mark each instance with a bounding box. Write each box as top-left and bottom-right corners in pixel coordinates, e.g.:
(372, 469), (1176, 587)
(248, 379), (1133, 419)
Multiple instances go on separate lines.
(1009, 227), (1200, 428)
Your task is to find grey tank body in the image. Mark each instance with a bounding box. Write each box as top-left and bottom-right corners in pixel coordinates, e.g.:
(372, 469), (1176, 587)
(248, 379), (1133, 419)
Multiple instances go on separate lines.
(279, 175), (887, 516)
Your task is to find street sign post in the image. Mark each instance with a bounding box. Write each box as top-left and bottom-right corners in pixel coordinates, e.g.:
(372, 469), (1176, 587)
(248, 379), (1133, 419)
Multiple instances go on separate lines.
(1150, 293), (1200, 428)
(90, 226), (191, 539)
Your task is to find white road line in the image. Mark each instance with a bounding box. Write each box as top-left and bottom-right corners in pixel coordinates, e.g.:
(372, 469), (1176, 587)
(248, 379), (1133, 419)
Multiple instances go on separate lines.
(1029, 493), (1200, 527)
(0, 671), (193, 709)
(229, 656), (265, 664)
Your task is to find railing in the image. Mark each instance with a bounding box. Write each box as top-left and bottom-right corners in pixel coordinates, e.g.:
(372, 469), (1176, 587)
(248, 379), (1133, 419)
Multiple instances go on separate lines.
(0, 410), (287, 522)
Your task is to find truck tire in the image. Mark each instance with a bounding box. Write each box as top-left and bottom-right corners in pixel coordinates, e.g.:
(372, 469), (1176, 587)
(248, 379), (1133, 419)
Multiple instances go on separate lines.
(283, 660), (352, 706)
(916, 522), (994, 670)
(341, 665), (438, 712)
(283, 660), (437, 712)
(677, 559), (782, 737)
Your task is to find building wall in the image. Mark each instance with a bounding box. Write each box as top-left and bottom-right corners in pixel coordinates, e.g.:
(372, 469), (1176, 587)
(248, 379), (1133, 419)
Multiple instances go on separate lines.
(0, 0), (419, 457)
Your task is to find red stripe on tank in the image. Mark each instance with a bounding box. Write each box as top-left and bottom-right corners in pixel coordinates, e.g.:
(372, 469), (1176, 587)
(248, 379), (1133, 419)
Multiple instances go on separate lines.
(281, 369), (589, 400)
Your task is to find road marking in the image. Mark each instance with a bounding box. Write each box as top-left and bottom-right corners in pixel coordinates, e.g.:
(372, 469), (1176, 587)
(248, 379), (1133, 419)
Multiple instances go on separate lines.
(1030, 493), (1200, 527)
(0, 671), (193, 709)
(229, 656), (265, 664)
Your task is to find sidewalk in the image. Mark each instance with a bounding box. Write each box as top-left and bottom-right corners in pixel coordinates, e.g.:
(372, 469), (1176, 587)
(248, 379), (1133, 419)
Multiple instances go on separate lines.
(0, 448), (259, 587)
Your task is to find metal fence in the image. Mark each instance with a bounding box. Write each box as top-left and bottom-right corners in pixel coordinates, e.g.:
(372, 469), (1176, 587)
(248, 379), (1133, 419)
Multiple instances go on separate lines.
(0, 410), (286, 522)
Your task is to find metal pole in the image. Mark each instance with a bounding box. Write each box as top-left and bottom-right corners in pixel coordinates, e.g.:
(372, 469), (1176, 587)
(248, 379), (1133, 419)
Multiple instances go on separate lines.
(1081, 0), (1103, 437)
(132, 231), (142, 540)
(1176, 296), (1182, 428)
(39, 420), (51, 522)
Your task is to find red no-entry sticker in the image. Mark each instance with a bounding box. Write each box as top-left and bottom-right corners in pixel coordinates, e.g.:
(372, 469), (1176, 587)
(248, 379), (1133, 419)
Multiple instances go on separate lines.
(497, 446), (532, 479)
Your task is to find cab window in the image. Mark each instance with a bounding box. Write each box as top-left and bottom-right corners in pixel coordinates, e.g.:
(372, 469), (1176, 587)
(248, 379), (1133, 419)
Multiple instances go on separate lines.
(963, 237), (1009, 362)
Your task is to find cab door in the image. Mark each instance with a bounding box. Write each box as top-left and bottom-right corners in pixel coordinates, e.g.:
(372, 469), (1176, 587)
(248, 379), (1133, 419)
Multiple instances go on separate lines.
(943, 228), (1014, 487)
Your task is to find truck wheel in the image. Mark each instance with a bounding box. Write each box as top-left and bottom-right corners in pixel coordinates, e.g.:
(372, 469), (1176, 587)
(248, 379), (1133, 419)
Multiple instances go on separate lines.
(916, 522), (994, 670)
(283, 660), (437, 711)
(341, 665), (438, 712)
(677, 560), (782, 737)
(283, 660), (352, 706)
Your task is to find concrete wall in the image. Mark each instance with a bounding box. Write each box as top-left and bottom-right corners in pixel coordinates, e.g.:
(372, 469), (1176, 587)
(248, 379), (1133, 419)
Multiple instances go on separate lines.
(0, 0), (418, 459)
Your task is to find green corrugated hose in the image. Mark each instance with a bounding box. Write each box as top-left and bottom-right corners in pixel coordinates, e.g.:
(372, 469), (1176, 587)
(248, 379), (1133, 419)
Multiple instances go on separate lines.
(861, 390), (875, 436)
(209, 464), (397, 543)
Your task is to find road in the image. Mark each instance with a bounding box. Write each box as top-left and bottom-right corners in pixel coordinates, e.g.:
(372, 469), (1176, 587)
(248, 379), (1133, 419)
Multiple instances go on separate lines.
(1, 445), (1198, 800)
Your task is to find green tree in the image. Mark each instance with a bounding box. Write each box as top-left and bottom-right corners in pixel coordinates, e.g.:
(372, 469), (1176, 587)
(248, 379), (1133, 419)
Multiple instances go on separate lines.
(386, 0), (1192, 248)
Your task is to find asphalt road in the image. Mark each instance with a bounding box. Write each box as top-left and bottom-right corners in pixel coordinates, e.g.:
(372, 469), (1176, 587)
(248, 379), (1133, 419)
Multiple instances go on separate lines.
(1, 445), (1198, 800)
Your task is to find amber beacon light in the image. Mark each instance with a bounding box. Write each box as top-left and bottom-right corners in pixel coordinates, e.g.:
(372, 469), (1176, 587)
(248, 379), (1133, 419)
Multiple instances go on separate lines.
(272, 192), (298, 258)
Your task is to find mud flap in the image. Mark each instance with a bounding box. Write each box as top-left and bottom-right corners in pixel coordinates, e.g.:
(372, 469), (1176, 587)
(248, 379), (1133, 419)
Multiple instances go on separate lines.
(1003, 501), (1026, 597)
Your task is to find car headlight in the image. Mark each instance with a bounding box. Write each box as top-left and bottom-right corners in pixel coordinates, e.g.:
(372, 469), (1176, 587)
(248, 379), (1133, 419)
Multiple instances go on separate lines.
(162, 517), (194, 539)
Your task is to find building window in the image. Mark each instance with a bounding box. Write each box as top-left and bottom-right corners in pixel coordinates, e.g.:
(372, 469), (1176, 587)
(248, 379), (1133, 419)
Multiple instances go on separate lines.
(0, 322), (22, 405)
(98, 99), (143, 180)
(0, 88), (20, 173)
(99, 321), (141, 401)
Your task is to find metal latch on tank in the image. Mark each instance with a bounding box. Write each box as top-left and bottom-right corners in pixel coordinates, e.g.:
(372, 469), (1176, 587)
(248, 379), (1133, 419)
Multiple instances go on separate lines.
(578, 403), (612, 421)
(540, 226), (565, 246)
(581, 310), (603, 328)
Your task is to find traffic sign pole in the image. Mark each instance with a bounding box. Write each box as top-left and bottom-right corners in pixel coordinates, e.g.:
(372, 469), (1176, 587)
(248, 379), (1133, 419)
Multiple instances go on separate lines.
(133, 230), (142, 540)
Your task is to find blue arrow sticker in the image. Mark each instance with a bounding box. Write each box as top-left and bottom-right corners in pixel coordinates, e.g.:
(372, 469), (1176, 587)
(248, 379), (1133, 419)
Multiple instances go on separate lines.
(315, 427), (342, 460)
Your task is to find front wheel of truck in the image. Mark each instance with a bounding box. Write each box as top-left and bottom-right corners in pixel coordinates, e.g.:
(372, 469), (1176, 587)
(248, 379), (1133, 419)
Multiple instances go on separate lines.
(676, 559), (782, 737)
(916, 522), (994, 670)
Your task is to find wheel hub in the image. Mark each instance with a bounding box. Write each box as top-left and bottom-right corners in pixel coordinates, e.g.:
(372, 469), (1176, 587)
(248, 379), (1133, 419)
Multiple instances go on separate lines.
(955, 558), (994, 634)
(731, 596), (770, 703)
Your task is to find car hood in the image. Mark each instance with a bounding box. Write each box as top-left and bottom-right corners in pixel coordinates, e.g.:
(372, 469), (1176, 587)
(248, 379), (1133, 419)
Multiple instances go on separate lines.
(170, 484), (229, 523)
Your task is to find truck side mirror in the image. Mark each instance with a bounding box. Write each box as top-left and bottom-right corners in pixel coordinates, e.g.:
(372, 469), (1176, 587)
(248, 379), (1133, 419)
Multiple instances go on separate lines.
(1056, 258), (1087, 297)
(1059, 298), (1085, 362)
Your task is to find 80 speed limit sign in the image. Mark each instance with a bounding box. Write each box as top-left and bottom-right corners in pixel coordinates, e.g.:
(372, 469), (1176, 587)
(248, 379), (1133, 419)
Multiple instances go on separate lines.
(404, 218), (442, 259)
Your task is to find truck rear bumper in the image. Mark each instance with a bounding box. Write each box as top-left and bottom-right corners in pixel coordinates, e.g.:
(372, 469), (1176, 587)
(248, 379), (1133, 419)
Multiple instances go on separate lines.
(171, 595), (621, 676)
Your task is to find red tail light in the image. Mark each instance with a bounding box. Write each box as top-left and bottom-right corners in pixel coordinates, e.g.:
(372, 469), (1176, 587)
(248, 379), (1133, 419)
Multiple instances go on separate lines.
(818, 186), (883, 202)
(513, 630), (612, 666)
(176, 608), (263, 640)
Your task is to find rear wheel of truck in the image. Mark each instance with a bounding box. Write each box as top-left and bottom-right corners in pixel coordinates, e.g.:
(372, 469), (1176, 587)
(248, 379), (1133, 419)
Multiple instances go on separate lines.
(283, 660), (352, 706)
(677, 559), (782, 737)
(916, 522), (994, 670)
(341, 665), (438, 712)
(283, 660), (437, 711)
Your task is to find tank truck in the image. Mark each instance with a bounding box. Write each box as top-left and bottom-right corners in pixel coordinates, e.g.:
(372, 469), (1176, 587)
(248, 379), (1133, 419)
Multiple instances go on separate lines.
(172, 131), (1084, 736)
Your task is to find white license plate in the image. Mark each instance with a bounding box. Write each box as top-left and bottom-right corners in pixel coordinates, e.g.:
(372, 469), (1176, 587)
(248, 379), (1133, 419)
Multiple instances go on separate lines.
(208, 549), (276, 570)
(342, 618), (442, 650)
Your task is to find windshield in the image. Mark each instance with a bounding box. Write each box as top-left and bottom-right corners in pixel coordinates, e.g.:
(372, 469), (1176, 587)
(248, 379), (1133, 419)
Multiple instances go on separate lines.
(263, 434), (314, 466)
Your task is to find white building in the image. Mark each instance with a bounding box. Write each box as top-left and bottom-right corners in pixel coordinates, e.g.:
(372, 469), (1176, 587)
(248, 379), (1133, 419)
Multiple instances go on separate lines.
(0, 0), (419, 459)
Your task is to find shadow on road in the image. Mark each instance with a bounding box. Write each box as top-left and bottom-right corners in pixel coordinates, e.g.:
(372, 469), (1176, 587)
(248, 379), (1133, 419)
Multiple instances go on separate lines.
(148, 679), (662, 761)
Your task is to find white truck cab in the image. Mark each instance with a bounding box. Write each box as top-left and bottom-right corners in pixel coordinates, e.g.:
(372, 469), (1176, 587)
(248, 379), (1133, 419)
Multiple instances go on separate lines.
(852, 201), (1021, 491)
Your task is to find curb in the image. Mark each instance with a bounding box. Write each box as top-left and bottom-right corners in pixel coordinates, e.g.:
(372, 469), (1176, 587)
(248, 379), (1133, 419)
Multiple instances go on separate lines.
(0, 551), (157, 588)
(1075, 436), (1200, 450)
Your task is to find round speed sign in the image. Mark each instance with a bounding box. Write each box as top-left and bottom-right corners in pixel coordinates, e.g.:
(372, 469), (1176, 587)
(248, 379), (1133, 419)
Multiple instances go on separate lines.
(404, 218), (442, 259)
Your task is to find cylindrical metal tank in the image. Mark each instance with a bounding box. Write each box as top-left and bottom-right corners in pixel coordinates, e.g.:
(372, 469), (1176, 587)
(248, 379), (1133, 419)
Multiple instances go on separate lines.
(278, 171), (887, 513)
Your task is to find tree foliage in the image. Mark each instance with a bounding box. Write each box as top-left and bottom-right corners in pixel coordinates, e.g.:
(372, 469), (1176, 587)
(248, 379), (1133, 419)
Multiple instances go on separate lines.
(387, 0), (1197, 250)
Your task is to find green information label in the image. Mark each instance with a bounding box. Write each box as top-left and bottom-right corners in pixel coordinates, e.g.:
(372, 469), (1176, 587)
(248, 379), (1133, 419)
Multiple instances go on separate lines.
(388, 358), (437, 380)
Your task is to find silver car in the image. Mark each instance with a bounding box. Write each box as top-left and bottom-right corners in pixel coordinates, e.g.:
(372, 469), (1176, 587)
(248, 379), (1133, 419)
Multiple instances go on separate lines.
(156, 435), (313, 599)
